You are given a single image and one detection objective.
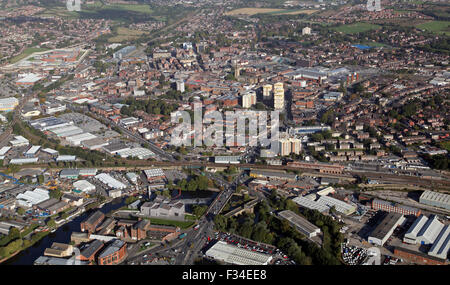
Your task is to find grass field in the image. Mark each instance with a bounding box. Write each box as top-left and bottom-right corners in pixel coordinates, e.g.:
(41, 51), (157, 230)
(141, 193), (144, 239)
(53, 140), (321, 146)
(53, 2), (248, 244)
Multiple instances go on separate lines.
(108, 27), (147, 43)
(86, 2), (154, 14)
(9, 47), (49, 64)
(147, 218), (195, 229)
(333, 22), (381, 34)
(225, 7), (318, 16)
(416, 21), (450, 36)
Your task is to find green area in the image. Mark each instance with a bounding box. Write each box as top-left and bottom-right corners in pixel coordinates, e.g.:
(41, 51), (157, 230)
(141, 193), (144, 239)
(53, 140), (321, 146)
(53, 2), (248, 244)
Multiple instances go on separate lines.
(214, 189), (343, 265)
(146, 218), (194, 229)
(416, 21), (450, 36)
(9, 47), (49, 64)
(333, 23), (381, 34)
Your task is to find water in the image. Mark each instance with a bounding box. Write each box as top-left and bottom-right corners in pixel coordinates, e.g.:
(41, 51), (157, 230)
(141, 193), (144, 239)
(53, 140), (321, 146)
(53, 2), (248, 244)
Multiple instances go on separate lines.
(4, 197), (126, 265)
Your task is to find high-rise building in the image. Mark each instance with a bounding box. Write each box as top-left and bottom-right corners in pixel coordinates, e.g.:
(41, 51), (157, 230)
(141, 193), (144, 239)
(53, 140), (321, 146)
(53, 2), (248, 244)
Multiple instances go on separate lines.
(273, 82), (284, 110)
(262, 84), (272, 99)
(242, 91), (256, 108)
(279, 137), (301, 156)
(176, 80), (185, 93)
(302, 27), (311, 35)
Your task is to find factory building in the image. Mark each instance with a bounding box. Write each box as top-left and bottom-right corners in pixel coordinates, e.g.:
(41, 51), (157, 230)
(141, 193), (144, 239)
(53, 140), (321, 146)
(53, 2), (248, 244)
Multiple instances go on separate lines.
(250, 170), (297, 181)
(316, 195), (357, 216)
(98, 239), (127, 265)
(73, 180), (96, 193)
(419, 190), (450, 210)
(0, 97), (19, 111)
(292, 196), (329, 213)
(278, 210), (321, 238)
(403, 215), (446, 246)
(372, 199), (421, 216)
(95, 173), (127, 190)
(16, 188), (50, 208)
(9, 158), (38, 165)
(368, 213), (405, 246)
(215, 156), (240, 164)
(428, 225), (450, 260)
(205, 241), (273, 265)
(143, 168), (166, 182)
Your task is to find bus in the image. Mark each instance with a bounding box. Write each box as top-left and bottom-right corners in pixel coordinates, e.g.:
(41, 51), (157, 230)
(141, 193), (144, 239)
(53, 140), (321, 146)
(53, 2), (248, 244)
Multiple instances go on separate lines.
(194, 225), (200, 230)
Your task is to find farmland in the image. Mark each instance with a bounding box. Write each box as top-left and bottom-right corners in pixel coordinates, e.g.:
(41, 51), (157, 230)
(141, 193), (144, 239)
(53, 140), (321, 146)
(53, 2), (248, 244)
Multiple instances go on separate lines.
(416, 21), (450, 36)
(333, 22), (382, 34)
(225, 8), (318, 16)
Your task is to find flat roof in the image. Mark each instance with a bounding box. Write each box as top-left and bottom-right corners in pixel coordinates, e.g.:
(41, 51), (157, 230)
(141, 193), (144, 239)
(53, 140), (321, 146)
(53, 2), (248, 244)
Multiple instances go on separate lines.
(278, 210), (320, 235)
(370, 212), (404, 240)
(205, 241), (272, 265)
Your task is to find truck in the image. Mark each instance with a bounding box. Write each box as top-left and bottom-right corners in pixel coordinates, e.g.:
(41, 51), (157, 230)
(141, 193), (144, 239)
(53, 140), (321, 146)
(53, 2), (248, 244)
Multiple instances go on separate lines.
(194, 224), (200, 230)
(178, 233), (187, 239)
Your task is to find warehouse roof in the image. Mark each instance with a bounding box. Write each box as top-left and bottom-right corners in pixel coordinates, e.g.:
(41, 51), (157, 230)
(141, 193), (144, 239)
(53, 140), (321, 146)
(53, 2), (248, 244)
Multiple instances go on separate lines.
(278, 210), (321, 236)
(370, 212), (404, 240)
(316, 195), (356, 215)
(98, 239), (126, 259)
(428, 225), (450, 260)
(292, 196), (329, 212)
(95, 173), (126, 189)
(420, 190), (450, 206)
(205, 241), (272, 265)
(143, 168), (165, 179)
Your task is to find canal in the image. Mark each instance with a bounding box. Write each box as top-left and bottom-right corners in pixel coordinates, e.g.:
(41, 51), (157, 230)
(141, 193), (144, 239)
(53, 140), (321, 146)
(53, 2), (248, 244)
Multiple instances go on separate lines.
(4, 197), (126, 265)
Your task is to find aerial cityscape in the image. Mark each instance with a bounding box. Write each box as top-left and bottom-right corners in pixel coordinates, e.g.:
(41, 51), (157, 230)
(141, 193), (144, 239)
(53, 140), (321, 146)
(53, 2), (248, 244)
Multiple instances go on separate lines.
(0, 0), (449, 269)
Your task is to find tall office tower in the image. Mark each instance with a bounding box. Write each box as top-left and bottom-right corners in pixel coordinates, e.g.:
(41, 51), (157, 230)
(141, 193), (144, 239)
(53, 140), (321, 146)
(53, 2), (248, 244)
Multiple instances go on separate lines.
(273, 82), (285, 110)
(242, 91), (256, 108)
(262, 84), (273, 100)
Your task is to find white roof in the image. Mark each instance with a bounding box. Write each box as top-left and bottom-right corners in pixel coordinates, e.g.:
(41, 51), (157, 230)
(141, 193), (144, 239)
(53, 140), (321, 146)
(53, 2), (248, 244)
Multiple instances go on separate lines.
(143, 168), (165, 178)
(16, 188), (49, 206)
(42, 148), (59, 155)
(405, 215), (429, 240)
(9, 158), (38, 164)
(25, 145), (41, 155)
(316, 195), (356, 215)
(117, 147), (154, 159)
(73, 180), (96, 192)
(95, 173), (126, 189)
(66, 133), (97, 144)
(0, 97), (19, 107)
(56, 155), (77, 162)
(51, 125), (84, 137)
(292, 196), (329, 212)
(205, 241), (272, 265)
(16, 73), (43, 84)
(420, 190), (450, 206)
(0, 146), (11, 156)
(428, 225), (450, 260)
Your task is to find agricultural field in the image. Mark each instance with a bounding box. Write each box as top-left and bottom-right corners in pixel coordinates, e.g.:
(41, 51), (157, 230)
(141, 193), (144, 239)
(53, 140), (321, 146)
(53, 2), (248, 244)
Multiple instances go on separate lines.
(9, 47), (49, 64)
(333, 22), (382, 34)
(85, 2), (154, 15)
(225, 8), (318, 16)
(108, 27), (147, 43)
(416, 21), (450, 36)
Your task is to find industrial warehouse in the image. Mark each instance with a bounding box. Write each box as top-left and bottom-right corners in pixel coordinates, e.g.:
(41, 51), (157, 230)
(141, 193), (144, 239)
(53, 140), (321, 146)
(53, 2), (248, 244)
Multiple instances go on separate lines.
(419, 191), (450, 211)
(205, 241), (273, 265)
(368, 213), (405, 246)
(278, 210), (321, 238)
